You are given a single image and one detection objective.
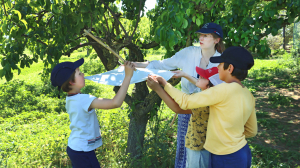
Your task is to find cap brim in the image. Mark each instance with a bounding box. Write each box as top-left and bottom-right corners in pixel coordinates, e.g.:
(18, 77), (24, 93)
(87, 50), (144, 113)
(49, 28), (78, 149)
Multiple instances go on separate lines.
(209, 56), (224, 64)
(73, 58), (84, 69)
(195, 66), (208, 80)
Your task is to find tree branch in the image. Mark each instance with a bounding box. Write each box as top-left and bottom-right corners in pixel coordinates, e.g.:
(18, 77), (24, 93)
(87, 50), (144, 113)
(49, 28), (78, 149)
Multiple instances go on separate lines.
(63, 42), (97, 56)
(100, 0), (129, 38)
(46, 15), (54, 27)
(130, 0), (143, 40)
(207, 0), (218, 11)
(36, 10), (48, 23)
(22, 34), (47, 46)
(102, 15), (111, 39)
(2, 1), (7, 16)
(141, 41), (159, 49)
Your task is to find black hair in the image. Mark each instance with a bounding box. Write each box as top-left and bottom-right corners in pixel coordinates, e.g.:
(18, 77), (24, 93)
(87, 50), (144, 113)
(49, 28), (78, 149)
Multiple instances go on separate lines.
(223, 62), (248, 81)
(206, 80), (214, 88)
(61, 71), (76, 92)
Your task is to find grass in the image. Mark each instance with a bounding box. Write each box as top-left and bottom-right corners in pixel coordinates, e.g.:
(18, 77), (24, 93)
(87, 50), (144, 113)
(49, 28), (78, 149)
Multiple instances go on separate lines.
(0, 50), (299, 167)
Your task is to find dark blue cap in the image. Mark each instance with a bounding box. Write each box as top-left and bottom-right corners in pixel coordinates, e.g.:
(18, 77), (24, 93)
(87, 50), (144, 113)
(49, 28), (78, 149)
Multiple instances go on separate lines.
(196, 22), (223, 38)
(51, 58), (84, 88)
(210, 46), (254, 70)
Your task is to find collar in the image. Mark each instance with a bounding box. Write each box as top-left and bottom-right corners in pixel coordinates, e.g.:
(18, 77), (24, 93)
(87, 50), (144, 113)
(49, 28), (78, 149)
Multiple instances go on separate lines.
(67, 93), (80, 97)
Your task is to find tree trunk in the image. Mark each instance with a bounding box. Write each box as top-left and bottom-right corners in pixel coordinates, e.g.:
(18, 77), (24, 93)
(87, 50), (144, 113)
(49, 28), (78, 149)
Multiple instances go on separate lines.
(126, 108), (151, 160)
(283, 26), (286, 50)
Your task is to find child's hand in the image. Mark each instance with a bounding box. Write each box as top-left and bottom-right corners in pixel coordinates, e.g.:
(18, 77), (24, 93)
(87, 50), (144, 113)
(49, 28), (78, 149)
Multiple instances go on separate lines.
(172, 70), (186, 78)
(124, 61), (135, 77)
(156, 76), (168, 87)
(147, 75), (161, 91)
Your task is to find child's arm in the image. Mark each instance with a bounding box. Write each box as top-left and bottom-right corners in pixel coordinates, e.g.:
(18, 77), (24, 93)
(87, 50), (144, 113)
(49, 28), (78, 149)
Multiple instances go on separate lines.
(243, 107), (258, 138)
(147, 75), (192, 114)
(172, 70), (197, 85)
(89, 61), (135, 109)
(156, 76), (223, 109)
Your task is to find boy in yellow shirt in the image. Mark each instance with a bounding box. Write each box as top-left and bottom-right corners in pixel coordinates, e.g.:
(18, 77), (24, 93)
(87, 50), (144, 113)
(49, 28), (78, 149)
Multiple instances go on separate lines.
(147, 66), (224, 168)
(151, 46), (257, 168)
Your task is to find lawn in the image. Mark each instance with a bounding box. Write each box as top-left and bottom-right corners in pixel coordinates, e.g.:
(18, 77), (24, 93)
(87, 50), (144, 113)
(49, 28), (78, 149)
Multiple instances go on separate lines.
(0, 50), (299, 167)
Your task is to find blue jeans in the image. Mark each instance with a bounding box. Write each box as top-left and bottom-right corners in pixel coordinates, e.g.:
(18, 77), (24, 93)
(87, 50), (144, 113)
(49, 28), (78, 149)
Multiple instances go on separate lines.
(186, 148), (209, 168)
(209, 144), (251, 168)
(67, 146), (101, 168)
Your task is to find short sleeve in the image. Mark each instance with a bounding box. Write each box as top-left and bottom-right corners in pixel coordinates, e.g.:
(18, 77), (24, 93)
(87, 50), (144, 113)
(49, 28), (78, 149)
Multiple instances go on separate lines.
(80, 94), (97, 112)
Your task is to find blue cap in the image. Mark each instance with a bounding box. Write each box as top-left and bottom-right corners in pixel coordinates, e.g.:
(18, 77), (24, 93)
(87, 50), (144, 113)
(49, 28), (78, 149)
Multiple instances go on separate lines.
(196, 22), (223, 38)
(51, 58), (84, 88)
(210, 46), (254, 70)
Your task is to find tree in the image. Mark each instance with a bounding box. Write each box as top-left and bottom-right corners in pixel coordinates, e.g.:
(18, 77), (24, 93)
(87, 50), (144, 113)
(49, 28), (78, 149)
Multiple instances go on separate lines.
(1, 0), (300, 163)
(0, 0), (165, 161)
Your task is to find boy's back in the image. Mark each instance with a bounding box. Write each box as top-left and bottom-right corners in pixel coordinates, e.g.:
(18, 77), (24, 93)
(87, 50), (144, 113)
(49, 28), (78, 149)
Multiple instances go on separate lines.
(204, 82), (256, 155)
(164, 81), (257, 155)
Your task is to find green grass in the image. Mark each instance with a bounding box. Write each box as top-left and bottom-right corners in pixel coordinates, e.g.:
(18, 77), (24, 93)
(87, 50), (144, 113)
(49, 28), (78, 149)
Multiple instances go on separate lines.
(0, 51), (299, 167)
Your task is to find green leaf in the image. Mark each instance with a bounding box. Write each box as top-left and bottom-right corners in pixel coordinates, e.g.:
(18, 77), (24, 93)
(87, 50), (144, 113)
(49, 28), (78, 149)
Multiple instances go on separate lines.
(192, 16), (196, 22)
(241, 33), (247, 38)
(288, 17), (294, 24)
(196, 18), (201, 26)
(182, 19), (188, 29)
(0, 69), (5, 77)
(254, 36), (258, 40)
(20, 19), (28, 29)
(12, 10), (22, 20)
(186, 9), (190, 16)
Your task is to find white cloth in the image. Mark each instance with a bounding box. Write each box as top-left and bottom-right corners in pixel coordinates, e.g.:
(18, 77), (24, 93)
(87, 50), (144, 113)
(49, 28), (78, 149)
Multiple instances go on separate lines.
(66, 94), (102, 152)
(85, 66), (175, 86)
(147, 46), (221, 94)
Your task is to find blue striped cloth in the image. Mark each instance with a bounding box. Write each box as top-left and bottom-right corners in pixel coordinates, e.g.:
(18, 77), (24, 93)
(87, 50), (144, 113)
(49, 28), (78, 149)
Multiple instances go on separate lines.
(175, 113), (191, 168)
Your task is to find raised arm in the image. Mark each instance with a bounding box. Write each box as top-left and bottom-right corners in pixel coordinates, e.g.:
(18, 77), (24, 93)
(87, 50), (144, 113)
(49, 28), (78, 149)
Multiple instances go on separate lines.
(172, 70), (197, 85)
(147, 75), (191, 114)
(89, 61), (135, 109)
(133, 61), (149, 68)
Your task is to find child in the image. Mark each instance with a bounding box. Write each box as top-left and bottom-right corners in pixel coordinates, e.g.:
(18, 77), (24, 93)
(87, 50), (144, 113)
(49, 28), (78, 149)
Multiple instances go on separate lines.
(152, 46), (257, 168)
(147, 66), (223, 168)
(50, 58), (135, 168)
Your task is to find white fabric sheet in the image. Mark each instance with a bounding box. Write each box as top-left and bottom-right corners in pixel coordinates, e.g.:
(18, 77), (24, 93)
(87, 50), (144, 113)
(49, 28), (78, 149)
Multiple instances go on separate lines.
(85, 66), (175, 86)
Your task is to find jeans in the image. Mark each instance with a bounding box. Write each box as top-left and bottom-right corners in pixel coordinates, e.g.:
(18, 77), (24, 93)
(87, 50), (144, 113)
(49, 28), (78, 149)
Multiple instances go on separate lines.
(67, 146), (101, 168)
(209, 144), (252, 168)
(186, 148), (209, 168)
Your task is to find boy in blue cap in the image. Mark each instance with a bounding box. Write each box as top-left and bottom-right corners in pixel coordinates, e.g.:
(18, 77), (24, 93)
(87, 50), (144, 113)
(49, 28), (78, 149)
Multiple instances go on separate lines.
(153, 46), (257, 168)
(51, 59), (135, 168)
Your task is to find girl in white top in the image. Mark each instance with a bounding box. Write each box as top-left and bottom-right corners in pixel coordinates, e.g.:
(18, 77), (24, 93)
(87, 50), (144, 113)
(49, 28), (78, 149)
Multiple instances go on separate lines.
(134, 22), (225, 168)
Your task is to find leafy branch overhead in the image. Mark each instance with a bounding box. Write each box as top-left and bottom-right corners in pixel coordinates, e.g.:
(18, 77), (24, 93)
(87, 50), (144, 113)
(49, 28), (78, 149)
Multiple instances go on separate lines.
(151, 0), (300, 58)
(0, 0), (155, 81)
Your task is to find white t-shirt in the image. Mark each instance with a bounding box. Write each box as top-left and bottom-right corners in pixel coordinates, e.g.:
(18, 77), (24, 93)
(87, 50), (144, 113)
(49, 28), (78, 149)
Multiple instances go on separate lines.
(147, 46), (220, 94)
(66, 94), (102, 152)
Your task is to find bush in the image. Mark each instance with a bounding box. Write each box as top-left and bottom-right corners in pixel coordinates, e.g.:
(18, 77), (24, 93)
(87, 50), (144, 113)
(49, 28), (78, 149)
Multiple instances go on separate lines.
(267, 34), (283, 51)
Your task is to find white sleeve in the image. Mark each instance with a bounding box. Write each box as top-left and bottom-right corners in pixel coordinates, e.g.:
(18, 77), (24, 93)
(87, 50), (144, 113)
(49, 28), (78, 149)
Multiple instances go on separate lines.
(81, 94), (97, 113)
(146, 47), (192, 70)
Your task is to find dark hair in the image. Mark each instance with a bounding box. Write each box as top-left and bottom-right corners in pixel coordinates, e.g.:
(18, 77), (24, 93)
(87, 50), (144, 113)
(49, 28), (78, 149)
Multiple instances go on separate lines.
(211, 33), (225, 53)
(206, 80), (214, 88)
(223, 62), (248, 81)
(61, 71), (76, 92)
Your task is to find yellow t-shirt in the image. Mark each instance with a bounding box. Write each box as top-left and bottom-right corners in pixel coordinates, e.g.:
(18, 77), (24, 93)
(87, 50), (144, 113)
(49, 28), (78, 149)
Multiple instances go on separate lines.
(165, 82), (257, 155)
(185, 106), (209, 150)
